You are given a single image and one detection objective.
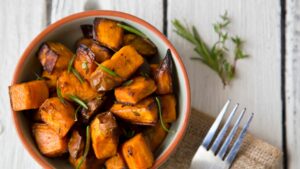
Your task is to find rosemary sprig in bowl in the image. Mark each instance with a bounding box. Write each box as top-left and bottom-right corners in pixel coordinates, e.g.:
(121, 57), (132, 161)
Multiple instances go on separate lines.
(172, 11), (248, 86)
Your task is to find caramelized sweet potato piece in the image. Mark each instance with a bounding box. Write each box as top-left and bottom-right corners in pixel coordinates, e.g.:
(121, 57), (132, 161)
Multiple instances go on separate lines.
(91, 112), (119, 159)
(76, 39), (112, 63)
(149, 64), (159, 77)
(105, 152), (128, 169)
(89, 46), (144, 91)
(115, 76), (157, 104)
(122, 133), (154, 169)
(74, 45), (97, 79)
(155, 49), (173, 94)
(161, 94), (177, 123)
(32, 123), (67, 157)
(42, 70), (60, 89)
(123, 34), (157, 56)
(69, 152), (105, 169)
(90, 42), (112, 63)
(81, 94), (106, 120)
(110, 97), (157, 126)
(68, 130), (84, 159)
(77, 38), (94, 48)
(94, 18), (124, 51)
(38, 42), (73, 73)
(144, 123), (169, 151)
(9, 80), (49, 111)
(57, 71), (99, 101)
(39, 97), (75, 137)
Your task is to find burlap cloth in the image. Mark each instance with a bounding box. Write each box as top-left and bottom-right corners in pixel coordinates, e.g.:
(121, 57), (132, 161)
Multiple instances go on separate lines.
(162, 108), (282, 169)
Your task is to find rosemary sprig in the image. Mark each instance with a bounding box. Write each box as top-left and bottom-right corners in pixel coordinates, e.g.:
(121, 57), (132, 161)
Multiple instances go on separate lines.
(57, 87), (65, 104)
(74, 106), (81, 121)
(172, 11), (248, 86)
(69, 95), (88, 109)
(155, 97), (169, 132)
(34, 72), (45, 80)
(68, 54), (76, 73)
(71, 68), (84, 83)
(76, 125), (90, 169)
(117, 23), (147, 39)
(122, 79), (133, 86)
(97, 64), (120, 78)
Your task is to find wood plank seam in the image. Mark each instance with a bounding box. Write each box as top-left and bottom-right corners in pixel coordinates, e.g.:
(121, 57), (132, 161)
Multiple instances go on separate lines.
(280, 0), (288, 168)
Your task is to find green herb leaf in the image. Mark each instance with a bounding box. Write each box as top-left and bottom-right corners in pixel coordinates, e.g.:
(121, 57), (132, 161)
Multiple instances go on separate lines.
(122, 128), (135, 138)
(172, 11), (248, 86)
(98, 64), (120, 77)
(71, 68), (84, 83)
(69, 95), (88, 109)
(122, 79), (133, 86)
(155, 97), (170, 132)
(140, 72), (150, 78)
(76, 125), (90, 169)
(68, 54), (76, 73)
(57, 87), (65, 104)
(117, 23), (147, 39)
(34, 72), (45, 80)
(74, 106), (81, 121)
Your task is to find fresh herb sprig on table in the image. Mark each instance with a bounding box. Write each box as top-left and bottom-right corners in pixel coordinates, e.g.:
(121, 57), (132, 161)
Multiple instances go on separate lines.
(172, 11), (248, 86)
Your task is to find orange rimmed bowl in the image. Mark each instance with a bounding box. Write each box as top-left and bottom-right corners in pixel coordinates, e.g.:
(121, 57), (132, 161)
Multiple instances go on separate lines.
(11, 10), (191, 169)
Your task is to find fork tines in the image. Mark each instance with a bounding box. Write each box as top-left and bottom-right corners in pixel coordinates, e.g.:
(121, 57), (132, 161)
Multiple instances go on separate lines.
(201, 100), (254, 163)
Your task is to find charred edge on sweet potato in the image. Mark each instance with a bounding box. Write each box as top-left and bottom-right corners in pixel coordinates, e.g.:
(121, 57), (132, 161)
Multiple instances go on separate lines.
(38, 43), (59, 73)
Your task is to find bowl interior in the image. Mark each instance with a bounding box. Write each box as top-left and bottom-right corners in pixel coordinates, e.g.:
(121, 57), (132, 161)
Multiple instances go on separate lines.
(15, 14), (189, 168)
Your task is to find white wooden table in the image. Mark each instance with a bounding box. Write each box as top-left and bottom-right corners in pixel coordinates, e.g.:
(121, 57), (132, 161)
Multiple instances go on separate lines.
(0, 0), (298, 168)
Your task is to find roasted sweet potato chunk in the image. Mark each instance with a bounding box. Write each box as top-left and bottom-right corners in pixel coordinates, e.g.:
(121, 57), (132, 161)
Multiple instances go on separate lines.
(144, 123), (169, 151)
(155, 49), (173, 94)
(90, 42), (112, 63)
(57, 71), (99, 101)
(105, 152), (128, 169)
(77, 39), (112, 63)
(115, 76), (157, 104)
(123, 34), (157, 56)
(9, 80), (49, 111)
(42, 70), (60, 89)
(111, 97), (157, 126)
(38, 42), (73, 73)
(74, 45), (97, 79)
(161, 94), (177, 123)
(81, 94), (106, 120)
(68, 130), (84, 159)
(149, 64), (159, 77)
(91, 112), (119, 159)
(39, 97), (75, 137)
(94, 18), (124, 51)
(89, 46), (144, 91)
(122, 133), (154, 169)
(32, 123), (67, 157)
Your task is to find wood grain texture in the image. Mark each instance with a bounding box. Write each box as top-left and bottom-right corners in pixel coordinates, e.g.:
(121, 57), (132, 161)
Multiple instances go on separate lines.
(286, 0), (300, 168)
(168, 0), (283, 149)
(51, 0), (163, 31)
(0, 0), (47, 168)
(0, 0), (287, 168)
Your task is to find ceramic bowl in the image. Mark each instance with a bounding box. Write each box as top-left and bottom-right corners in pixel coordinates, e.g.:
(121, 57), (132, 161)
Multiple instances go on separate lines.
(11, 10), (191, 169)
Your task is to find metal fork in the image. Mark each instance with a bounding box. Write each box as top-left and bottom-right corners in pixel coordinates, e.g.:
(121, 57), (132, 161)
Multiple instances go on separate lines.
(190, 100), (254, 169)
